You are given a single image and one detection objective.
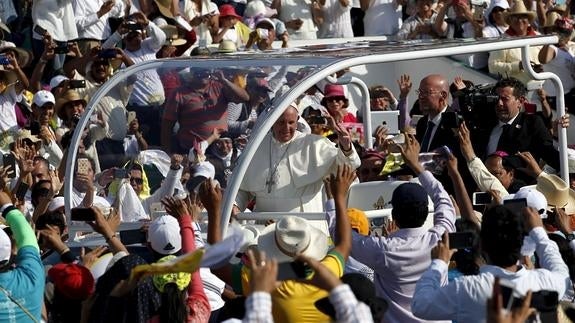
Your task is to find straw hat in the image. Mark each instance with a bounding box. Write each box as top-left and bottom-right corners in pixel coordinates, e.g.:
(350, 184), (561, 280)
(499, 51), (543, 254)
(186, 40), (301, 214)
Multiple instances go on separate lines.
(217, 40), (237, 53)
(257, 216), (329, 263)
(154, 0), (175, 18)
(505, 1), (536, 24)
(55, 90), (87, 121)
(535, 172), (575, 214)
(543, 11), (562, 28)
(16, 129), (41, 144)
(160, 25), (187, 46)
(0, 41), (32, 68)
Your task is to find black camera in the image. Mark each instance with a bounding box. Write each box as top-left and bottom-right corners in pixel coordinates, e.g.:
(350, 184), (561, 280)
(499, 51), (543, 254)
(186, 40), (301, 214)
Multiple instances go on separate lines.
(455, 83), (499, 132)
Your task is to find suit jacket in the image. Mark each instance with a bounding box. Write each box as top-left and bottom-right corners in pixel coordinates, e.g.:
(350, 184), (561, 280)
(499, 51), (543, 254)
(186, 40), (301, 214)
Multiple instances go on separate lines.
(493, 112), (559, 171)
(415, 109), (473, 194)
(415, 108), (459, 154)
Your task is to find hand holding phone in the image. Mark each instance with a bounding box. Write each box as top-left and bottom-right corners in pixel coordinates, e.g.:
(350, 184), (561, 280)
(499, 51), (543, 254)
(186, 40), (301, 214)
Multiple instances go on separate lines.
(71, 207), (97, 221)
(473, 192), (493, 205)
(119, 229), (147, 245)
(448, 232), (475, 249)
(2, 154), (16, 179)
(77, 158), (91, 175)
(34, 25), (47, 36)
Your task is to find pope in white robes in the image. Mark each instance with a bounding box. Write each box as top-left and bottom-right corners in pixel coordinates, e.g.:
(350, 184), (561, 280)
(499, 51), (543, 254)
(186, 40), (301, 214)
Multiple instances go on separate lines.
(235, 106), (360, 212)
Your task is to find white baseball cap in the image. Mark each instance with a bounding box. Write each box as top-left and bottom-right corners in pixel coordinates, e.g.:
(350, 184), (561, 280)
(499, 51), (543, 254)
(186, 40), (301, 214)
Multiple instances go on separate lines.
(33, 90), (55, 107)
(504, 187), (548, 218)
(147, 215), (181, 255)
(49, 75), (69, 89)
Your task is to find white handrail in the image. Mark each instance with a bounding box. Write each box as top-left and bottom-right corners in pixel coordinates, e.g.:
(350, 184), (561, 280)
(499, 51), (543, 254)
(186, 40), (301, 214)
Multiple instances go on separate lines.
(220, 36), (560, 236)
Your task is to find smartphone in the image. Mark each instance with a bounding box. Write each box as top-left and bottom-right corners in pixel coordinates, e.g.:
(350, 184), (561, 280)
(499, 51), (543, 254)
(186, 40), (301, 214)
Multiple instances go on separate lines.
(276, 261), (310, 281)
(442, 111), (461, 129)
(448, 232), (475, 249)
(34, 25), (47, 36)
(503, 198), (528, 216)
(472, 192), (493, 205)
(2, 154), (16, 178)
(126, 22), (143, 31)
(14, 182), (29, 201)
(150, 202), (165, 220)
(98, 48), (117, 59)
(0, 55), (9, 65)
(68, 80), (86, 89)
(473, 6), (485, 21)
(53, 44), (69, 55)
(119, 229), (147, 245)
(114, 168), (129, 179)
(127, 111), (137, 124)
(71, 207), (97, 221)
(77, 158), (91, 175)
(524, 102), (537, 114)
(499, 280), (517, 311)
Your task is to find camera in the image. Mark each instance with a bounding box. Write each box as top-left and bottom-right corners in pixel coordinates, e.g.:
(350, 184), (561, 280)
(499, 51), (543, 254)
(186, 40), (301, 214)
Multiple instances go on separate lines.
(454, 83), (499, 132)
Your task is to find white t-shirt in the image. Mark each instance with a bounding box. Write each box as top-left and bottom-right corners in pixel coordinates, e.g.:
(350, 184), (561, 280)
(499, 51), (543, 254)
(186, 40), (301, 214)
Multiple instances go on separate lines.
(363, 0), (402, 36)
(542, 44), (575, 96)
(0, 86), (21, 133)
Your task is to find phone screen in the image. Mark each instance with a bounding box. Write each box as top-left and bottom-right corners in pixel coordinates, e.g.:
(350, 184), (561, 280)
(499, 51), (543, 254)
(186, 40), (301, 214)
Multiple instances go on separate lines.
(2, 154), (16, 178)
(15, 182), (29, 201)
(448, 232), (474, 249)
(503, 198), (528, 216)
(70, 208), (96, 221)
(473, 192), (492, 205)
(276, 261), (310, 281)
(119, 229), (147, 245)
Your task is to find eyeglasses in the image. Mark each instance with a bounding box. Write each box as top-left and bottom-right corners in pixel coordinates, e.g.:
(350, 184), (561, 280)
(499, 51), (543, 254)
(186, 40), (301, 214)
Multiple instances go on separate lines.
(325, 96), (346, 103)
(416, 89), (441, 97)
(130, 177), (143, 185)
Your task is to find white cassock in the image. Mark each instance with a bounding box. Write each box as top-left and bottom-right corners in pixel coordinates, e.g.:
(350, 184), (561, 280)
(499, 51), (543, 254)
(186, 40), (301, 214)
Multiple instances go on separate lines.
(236, 131), (361, 212)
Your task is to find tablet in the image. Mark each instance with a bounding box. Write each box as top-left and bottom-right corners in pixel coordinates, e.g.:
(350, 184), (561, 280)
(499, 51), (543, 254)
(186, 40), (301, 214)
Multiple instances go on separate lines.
(370, 111), (400, 135)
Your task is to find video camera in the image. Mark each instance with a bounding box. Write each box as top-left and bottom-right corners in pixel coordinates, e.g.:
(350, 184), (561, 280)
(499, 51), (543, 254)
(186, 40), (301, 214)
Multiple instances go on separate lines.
(454, 83), (499, 132)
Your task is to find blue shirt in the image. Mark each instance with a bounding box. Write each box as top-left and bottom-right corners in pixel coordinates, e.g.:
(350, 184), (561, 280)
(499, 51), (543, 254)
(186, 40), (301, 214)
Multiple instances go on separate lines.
(0, 246), (44, 322)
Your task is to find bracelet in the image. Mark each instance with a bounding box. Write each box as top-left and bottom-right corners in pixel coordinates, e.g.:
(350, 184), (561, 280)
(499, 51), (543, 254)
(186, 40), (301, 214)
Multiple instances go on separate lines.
(105, 234), (116, 243)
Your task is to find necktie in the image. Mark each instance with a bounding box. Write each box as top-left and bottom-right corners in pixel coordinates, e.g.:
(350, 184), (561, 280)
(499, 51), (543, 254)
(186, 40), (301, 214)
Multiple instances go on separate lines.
(497, 124), (511, 150)
(421, 121), (435, 152)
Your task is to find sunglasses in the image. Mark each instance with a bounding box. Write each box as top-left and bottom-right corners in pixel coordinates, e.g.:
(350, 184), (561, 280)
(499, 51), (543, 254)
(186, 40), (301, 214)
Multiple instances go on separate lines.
(130, 177), (143, 185)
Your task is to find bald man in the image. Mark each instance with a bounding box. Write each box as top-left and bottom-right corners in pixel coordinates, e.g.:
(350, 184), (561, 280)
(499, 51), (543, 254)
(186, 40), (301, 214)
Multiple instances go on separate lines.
(414, 74), (471, 193)
(236, 106), (361, 213)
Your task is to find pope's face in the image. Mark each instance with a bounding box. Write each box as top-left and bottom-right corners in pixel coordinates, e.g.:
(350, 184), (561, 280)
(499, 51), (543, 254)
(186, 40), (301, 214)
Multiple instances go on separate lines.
(272, 107), (298, 143)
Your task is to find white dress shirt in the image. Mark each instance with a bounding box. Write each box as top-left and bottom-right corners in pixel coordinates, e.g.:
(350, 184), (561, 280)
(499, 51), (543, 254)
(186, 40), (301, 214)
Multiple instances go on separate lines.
(73, 0), (126, 40)
(349, 171), (456, 323)
(411, 227), (570, 322)
(486, 113), (520, 156)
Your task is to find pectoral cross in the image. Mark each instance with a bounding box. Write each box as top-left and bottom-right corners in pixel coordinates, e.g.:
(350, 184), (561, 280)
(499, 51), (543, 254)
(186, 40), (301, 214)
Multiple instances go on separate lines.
(266, 176), (276, 193)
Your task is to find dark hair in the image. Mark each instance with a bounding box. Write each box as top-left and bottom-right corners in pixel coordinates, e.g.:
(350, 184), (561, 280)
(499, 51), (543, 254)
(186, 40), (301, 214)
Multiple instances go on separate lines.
(391, 201), (428, 228)
(452, 219), (482, 275)
(158, 283), (187, 323)
(30, 180), (52, 207)
(495, 77), (527, 98)
(33, 156), (50, 170)
(36, 209), (66, 233)
(481, 205), (524, 267)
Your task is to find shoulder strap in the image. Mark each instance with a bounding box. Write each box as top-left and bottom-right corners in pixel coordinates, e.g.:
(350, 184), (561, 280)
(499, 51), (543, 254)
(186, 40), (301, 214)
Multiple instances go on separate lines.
(0, 284), (39, 323)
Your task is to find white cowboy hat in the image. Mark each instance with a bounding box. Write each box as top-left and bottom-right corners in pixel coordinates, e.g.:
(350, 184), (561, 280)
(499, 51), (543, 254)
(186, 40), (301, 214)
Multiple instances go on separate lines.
(505, 0), (536, 24)
(257, 216), (329, 263)
(535, 172), (575, 214)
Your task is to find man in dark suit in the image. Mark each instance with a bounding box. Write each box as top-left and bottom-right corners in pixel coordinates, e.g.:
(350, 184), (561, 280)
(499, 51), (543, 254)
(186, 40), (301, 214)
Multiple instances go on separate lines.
(414, 74), (468, 193)
(415, 74), (459, 153)
(485, 77), (559, 171)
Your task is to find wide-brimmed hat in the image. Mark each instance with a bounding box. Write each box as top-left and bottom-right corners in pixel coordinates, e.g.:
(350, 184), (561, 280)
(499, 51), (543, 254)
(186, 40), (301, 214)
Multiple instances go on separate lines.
(543, 11), (562, 28)
(154, 0), (175, 18)
(257, 216), (329, 263)
(0, 41), (32, 68)
(17, 129), (41, 143)
(244, 0), (277, 18)
(535, 172), (575, 214)
(321, 84), (347, 106)
(219, 4), (241, 19)
(217, 40), (237, 53)
(55, 90), (86, 120)
(505, 1), (536, 24)
(549, 4), (567, 15)
(160, 25), (187, 46)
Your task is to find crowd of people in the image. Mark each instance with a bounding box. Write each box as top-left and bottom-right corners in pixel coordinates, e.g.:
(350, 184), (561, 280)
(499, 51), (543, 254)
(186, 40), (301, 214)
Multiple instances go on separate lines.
(0, 0), (573, 322)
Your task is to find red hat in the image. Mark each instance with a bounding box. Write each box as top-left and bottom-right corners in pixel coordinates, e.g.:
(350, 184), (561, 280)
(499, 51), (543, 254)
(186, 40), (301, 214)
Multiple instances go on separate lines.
(324, 84), (346, 99)
(48, 263), (95, 300)
(219, 4), (242, 19)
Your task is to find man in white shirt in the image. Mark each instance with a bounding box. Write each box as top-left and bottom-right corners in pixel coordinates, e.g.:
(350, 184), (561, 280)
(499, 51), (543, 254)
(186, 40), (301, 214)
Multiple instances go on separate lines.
(73, 0), (127, 54)
(411, 205), (570, 322)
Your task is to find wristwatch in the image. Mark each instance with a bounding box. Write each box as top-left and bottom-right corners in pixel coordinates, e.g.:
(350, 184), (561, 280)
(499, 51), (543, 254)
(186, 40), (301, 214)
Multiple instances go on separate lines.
(566, 233), (575, 241)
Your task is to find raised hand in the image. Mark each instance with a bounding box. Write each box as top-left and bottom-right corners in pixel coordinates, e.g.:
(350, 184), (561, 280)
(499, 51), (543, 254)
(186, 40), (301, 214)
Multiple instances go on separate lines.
(198, 179), (222, 212)
(457, 122), (476, 162)
(431, 231), (455, 263)
(329, 165), (356, 199)
(397, 74), (412, 99)
(161, 196), (189, 219)
(80, 245), (108, 269)
(398, 133), (423, 173)
(516, 151), (542, 178)
(247, 249), (279, 293)
(296, 254), (341, 292)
